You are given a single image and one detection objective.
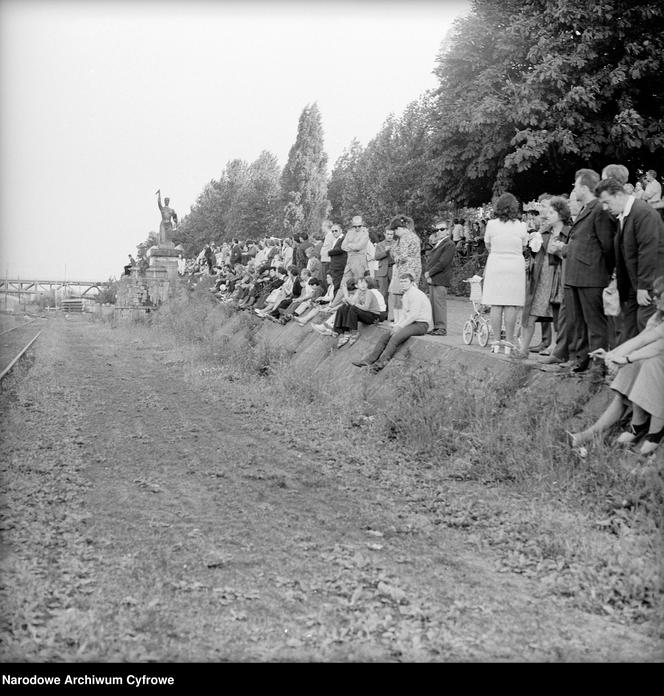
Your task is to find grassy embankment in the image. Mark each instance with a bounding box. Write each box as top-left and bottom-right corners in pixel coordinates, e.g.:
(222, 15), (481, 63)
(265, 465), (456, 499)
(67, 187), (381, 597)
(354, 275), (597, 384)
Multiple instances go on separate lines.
(109, 281), (663, 635)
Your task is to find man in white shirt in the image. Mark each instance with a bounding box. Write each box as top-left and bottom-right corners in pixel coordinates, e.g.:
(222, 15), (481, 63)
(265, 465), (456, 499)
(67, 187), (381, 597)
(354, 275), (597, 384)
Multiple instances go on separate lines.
(643, 170), (662, 206)
(319, 221), (337, 289)
(352, 273), (433, 372)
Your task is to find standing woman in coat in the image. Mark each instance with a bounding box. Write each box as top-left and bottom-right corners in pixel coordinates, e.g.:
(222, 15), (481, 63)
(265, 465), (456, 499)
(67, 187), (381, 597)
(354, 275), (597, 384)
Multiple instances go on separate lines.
(481, 193), (529, 348)
(387, 214), (422, 324)
(518, 196), (571, 356)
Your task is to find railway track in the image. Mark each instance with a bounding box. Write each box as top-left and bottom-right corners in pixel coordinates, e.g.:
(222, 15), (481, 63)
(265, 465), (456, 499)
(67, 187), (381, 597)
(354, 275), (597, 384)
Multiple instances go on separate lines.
(0, 321), (44, 382)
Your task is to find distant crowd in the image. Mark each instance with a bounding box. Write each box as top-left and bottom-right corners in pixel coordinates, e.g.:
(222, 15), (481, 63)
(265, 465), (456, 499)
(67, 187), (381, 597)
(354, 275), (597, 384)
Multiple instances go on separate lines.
(128, 166), (664, 458)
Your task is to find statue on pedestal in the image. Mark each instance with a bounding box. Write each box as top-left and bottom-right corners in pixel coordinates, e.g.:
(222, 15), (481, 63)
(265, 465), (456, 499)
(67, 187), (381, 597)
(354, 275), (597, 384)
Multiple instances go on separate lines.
(156, 189), (178, 245)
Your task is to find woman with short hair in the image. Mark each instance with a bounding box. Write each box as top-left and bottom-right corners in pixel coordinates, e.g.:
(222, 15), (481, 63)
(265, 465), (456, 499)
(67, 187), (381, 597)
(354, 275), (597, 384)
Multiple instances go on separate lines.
(518, 196), (571, 356)
(481, 192), (529, 348)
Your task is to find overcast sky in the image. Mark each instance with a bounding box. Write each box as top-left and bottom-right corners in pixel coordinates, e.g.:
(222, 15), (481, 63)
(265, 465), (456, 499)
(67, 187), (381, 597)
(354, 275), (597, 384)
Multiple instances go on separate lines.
(0, 0), (469, 281)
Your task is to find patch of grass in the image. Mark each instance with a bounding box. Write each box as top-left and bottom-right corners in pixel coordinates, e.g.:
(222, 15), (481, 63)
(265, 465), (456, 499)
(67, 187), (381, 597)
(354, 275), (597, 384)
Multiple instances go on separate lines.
(118, 291), (663, 627)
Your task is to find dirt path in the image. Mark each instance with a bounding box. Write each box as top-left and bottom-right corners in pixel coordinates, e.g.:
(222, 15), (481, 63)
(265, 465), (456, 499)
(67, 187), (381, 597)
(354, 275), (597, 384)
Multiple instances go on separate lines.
(0, 315), (659, 661)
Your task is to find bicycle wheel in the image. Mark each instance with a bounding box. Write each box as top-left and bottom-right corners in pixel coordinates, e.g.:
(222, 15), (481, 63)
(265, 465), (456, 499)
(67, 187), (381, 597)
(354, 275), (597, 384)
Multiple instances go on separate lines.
(462, 320), (474, 345)
(477, 320), (490, 347)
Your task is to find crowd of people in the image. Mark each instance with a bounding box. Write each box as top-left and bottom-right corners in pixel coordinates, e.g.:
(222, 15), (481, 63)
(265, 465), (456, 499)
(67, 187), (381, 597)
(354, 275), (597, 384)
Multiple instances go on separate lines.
(168, 165), (664, 457)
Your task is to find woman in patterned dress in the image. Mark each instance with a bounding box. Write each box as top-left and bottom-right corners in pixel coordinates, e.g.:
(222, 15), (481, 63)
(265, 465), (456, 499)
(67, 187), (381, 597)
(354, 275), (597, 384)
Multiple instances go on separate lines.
(387, 214), (421, 324)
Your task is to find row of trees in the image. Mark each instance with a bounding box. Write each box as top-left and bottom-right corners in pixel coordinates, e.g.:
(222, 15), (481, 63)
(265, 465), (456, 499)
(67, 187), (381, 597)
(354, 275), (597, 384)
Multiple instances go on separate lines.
(157, 0), (663, 257)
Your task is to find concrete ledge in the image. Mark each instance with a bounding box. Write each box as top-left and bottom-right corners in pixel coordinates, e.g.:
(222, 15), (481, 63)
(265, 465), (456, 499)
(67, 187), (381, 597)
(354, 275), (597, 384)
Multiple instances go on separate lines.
(210, 312), (609, 423)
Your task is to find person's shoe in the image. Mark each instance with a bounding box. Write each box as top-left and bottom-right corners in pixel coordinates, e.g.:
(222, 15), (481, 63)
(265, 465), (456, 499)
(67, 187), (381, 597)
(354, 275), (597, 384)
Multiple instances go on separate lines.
(312, 324), (333, 336)
(352, 359), (372, 368)
(528, 343), (547, 353)
(571, 358), (590, 373)
(429, 328), (447, 336)
(616, 419), (651, 445)
(539, 354), (564, 364)
(336, 334), (350, 348)
(565, 431), (588, 459)
(370, 361), (386, 372)
(346, 332), (360, 347)
(639, 427), (664, 456)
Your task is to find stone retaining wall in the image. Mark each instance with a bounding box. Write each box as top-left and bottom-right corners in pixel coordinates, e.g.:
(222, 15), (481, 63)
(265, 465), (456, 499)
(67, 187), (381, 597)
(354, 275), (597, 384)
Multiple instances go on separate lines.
(214, 312), (612, 424)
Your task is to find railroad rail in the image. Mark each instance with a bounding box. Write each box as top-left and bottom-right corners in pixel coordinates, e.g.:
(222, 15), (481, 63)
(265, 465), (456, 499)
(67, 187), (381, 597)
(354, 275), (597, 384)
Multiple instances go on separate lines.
(0, 330), (42, 382)
(0, 319), (38, 337)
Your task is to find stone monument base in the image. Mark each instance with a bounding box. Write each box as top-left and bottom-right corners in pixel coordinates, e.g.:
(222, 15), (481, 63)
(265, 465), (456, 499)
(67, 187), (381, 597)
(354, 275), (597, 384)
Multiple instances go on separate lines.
(147, 244), (180, 281)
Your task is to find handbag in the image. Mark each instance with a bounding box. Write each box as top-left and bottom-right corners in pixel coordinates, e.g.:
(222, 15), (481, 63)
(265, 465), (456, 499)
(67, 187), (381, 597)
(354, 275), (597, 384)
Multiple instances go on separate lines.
(602, 278), (620, 317)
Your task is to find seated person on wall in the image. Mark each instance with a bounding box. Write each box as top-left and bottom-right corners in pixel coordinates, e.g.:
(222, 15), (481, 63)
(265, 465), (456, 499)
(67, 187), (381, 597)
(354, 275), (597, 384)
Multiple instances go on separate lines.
(256, 266), (297, 319)
(256, 265), (301, 317)
(124, 255), (136, 276)
(352, 273), (433, 372)
(252, 268), (284, 311)
(567, 275), (664, 457)
(233, 270), (257, 307)
(332, 275), (384, 348)
(276, 276), (324, 323)
(312, 279), (357, 336)
(366, 276), (388, 322)
(295, 273), (336, 326)
(255, 267), (288, 314)
(305, 246), (323, 281)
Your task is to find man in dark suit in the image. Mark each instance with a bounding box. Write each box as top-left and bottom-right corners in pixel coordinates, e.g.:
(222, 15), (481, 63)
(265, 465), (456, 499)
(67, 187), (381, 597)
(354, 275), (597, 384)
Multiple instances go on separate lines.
(327, 226), (347, 294)
(596, 178), (664, 341)
(424, 220), (455, 336)
(374, 228), (395, 303)
(564, 168), (616, 372)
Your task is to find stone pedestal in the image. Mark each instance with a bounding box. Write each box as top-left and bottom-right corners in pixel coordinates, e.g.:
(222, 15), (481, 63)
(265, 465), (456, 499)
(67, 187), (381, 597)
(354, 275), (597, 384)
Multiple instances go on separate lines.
(147, 244), (180, 281)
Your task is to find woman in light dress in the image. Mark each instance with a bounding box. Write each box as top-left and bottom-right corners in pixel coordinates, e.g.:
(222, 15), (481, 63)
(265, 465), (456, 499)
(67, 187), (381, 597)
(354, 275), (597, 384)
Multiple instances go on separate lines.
(481, 192), (529, 347)
(567, 276), (664, 457)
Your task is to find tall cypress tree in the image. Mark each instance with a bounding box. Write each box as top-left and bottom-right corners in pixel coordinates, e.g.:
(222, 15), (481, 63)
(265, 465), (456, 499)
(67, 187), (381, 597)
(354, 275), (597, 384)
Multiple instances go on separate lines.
(281, 103), (329, 239)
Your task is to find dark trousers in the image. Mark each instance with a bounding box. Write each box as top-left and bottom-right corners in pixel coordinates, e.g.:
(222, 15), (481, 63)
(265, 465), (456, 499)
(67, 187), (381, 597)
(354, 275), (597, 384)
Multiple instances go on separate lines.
(321, 262), (330, 290)
(363, 321), (429, 364)
(330, 268), (344, 294)
(334, 305), (380, 332)
(376, 275), (389, 303)
(564, 286), (608, 359)
(428, 284), (448, 331)
(617, 290), (656, 344)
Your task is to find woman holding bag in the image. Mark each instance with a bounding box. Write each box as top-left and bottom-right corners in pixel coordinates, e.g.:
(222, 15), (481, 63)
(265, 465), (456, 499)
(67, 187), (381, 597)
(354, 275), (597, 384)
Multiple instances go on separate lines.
(518, 197), (571, 356)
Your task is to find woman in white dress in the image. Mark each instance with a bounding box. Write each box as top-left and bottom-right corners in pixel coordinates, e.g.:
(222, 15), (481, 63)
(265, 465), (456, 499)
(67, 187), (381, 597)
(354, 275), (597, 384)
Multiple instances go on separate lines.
(481, 192), (529, 347)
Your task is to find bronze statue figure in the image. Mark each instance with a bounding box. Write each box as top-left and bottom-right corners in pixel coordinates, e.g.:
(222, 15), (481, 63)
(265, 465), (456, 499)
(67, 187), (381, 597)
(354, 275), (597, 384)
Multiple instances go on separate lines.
(156, 189), (178, 245)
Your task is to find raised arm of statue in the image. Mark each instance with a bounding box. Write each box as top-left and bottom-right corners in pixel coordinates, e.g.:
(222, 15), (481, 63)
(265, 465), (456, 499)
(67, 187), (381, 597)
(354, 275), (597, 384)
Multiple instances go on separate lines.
(157, 189), (164, 211)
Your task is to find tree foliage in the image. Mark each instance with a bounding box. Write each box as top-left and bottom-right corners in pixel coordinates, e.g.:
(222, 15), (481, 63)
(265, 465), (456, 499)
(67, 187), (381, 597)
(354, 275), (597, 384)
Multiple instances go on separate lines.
(429, 0), (664, 204)
(175, 151), (282, 255)
(329, 94), (442, 233)
(281, 103), (329, 238)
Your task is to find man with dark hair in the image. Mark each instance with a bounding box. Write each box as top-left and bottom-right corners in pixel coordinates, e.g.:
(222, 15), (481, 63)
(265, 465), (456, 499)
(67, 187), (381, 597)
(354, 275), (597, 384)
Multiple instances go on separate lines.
(596, 177), (664, 339)
(352, 273), (432, 372)
(564, 168), (616, 373)
(229, 239), (243, 266)
(601, 164), (630, 185)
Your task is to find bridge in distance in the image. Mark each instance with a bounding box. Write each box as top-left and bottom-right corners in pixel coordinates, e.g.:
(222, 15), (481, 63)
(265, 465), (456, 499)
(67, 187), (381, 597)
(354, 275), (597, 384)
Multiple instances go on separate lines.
(0, 278), (110, 302)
